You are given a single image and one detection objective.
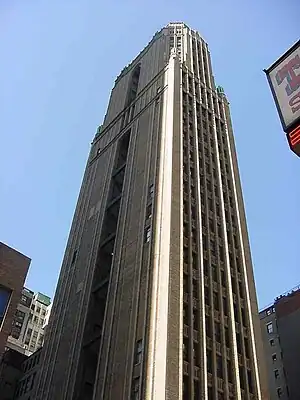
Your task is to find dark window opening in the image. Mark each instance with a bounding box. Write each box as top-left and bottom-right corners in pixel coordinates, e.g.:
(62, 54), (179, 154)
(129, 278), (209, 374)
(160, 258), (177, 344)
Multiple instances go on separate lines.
(101, 200), (121, 241)
(236, 332), (242, 354)
(216, 355), (223, 378)
(194, 380), (200, 399)
(183, 376), (190, 400)
(214, 291), (219, 311)
(108, 168), (125, 202)
(126, 65), (141, 107)
(239, 367), (245, 390)
(227, 361), (233, 383)
(115, 131), (131, 170)
(206, 316), (212, 338)
(244, 338), (250, 358)
(135, 340), (143, 365)
(215, 322), (221, 343)
(207, 350), (212, 373)
(225, 327), (230, 347)
(183, 339), (189, 361)
(223, 297), (228, 315)
(193, 344), (200, 367)
(204, 287), (210, 305)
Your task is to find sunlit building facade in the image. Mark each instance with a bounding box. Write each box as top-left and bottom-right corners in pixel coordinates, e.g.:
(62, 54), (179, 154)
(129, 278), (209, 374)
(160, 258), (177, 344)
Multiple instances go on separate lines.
(34, 23), (268, 400)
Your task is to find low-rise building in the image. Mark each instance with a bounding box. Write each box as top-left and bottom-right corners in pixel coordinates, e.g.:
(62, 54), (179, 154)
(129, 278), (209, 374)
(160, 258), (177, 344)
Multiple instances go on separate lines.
(260, 285), (300, 399)
(6, 289), (51, 356)
(0, 242), (31, 360)
(0, 348), (27, 400)
(14, 348), (42, 400)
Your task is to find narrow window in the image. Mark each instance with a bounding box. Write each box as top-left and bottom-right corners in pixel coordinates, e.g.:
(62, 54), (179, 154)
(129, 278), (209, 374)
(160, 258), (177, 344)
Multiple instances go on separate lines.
(144, 227), (151, 243)
(267, 322), (273, 334)
(135, 340), (143, 364)
(71, 250), (78, 265)
(131, 377), (140, 400)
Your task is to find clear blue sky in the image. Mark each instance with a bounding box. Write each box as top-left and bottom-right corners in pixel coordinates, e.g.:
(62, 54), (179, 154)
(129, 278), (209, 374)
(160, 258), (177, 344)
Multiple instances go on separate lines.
(0, 0), (299, 308)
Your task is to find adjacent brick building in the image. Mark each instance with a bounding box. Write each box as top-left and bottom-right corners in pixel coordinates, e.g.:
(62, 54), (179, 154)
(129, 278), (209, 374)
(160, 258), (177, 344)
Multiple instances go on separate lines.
(0, 347), (27, 399)
(0, 242), (31, 359)
(260, 286), (300, 399)
(15, 347), (42, 400)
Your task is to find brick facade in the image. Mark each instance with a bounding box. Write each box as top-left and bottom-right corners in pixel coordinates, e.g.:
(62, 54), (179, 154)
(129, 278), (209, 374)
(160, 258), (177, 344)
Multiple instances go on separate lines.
(0, 242), (31, 359)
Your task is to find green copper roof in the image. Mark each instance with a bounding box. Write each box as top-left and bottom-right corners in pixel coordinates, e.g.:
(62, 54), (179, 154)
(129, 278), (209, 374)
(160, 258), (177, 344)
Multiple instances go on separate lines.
(36, 292), (51, 306)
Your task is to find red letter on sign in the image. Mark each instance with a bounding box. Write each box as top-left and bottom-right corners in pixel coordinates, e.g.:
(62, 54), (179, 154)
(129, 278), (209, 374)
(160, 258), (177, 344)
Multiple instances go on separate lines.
(276, 55), (300, 96)
(289, 92), (300, 113)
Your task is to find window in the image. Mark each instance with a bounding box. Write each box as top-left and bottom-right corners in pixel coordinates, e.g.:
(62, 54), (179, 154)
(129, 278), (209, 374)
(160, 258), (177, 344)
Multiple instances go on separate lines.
(194, 380), (200, 399)
(207, 350), (212, 373)
(183, 340), (188, 361)
(36, 307), (41, 314)
(227, 361), (233, 383)
(267, 322), (273, 334)
(34, 316), (38, 323)
(135, 340), (143, 364)
(225, 327), (230, 347)
(215, 322), (221, 343)
(204, 287), (210, 305)
(16, 310), (25, 321)
(0, 286), (11, 323)
(274, 369), (279, 379)
(277, 387), (282, 397)
(146, 204), (152, 220)
(247, 370), (254, 393)
(205, 316), (212, 337)
(149, 184), (154, 200)
(213, 292), (219, 311)
(144, 227), (151, 243)
(131, 378), (140, 400)
(216, 355), (223, 378)
(270, 339), (275, 346)
(272, 354), (277, 362)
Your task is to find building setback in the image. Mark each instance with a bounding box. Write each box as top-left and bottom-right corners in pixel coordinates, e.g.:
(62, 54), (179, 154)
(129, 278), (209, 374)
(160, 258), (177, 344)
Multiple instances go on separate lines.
(33, 23), (268, 399)
(0, 242), (31, 360)
(260, 286), (300, 399)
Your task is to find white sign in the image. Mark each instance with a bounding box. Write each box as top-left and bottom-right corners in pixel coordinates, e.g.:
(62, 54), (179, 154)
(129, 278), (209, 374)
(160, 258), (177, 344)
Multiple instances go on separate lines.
(267, 41), (300, 131)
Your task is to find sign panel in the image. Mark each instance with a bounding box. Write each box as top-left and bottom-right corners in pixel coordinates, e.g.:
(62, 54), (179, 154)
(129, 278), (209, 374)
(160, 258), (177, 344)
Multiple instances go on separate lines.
(287, 123), (300, 157)
(265, 40), (300, 131)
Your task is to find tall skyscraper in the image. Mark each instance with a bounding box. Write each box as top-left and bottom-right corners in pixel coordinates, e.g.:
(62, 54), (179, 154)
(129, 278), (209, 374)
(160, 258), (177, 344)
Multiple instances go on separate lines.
(34, 23), (268, 400)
